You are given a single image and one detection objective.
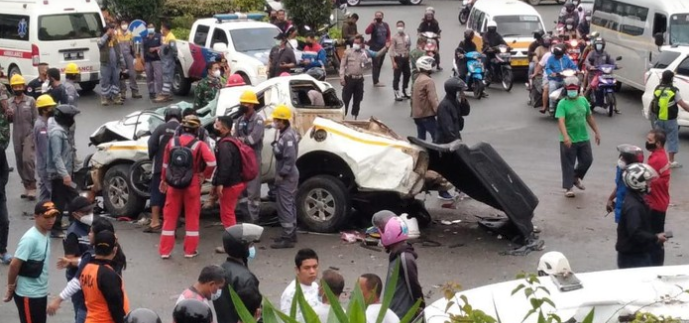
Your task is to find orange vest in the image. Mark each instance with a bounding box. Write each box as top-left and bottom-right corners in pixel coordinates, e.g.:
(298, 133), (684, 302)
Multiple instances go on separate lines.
(80, 262), (130, 323)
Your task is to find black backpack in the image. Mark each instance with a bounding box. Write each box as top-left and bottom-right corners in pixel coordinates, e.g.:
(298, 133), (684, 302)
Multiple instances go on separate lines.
(165, 137), (199, 189)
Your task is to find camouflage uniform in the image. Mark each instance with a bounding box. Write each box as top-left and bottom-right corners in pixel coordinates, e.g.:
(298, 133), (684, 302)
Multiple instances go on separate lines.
(0, 85), (9, 257)
(193, 77), (222, 110)
(0, 86), (9, 150)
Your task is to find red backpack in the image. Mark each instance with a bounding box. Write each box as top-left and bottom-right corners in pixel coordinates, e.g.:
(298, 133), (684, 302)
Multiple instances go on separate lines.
(219, 137), (258, 182)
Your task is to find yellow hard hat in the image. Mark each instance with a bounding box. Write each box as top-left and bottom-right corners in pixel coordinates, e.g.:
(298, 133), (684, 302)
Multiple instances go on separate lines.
(271, 104), (292, 120)
(36, 94), (57, 109)
(65, 63), (79, 74)
(239, 90), (259, 105)
(10, 74), (26, 86)
(181, 115), (201, 129)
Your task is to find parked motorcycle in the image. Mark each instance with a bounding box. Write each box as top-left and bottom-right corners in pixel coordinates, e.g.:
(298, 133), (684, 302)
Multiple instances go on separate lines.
(547, 69), (578, 118)
(484, 44), (514, 92)
(462, 51), (486, 99)
(589, 57), (622, 117)
(320, 33), (341, 72)
(458, 0), (472, 24)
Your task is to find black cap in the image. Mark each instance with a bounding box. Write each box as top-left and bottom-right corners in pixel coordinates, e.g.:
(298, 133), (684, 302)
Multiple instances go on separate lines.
(94, 231), (116, 255)
(56, 104), (81, 116)
(662, 70), (675, 84)
(69, 196), (94, 213)
(35, 200), (60, 217)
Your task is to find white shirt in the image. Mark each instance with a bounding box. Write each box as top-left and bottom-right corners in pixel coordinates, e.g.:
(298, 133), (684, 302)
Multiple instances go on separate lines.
(314, 303), (332, 323)
(539, 52), (552, 67)
(280, 280), (321, 323)
(366, 304), (400, 323)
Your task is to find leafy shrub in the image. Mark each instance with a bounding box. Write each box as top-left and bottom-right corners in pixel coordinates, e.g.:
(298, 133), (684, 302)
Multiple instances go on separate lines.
(163, 0), (235, 18)
(283, 0), (332, 31)
(102, 0), (165, 23)
(171, 28), (191, 41)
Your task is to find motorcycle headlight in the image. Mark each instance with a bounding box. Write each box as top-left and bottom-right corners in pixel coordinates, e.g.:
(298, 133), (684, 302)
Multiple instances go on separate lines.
(570, 40), (578, 47)
(601, 67), (613, 74)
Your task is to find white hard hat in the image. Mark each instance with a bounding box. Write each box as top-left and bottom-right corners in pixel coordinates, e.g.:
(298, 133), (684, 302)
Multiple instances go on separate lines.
(425, 6), (435, 14)
(537, 251), (572, 276)
(487, 20), (497, 28)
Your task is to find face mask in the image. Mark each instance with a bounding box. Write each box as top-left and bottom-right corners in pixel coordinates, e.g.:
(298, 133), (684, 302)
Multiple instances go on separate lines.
(79, 214), (94, 226)
(248, 246), (256, 261)
(617, 159), (626, 169)
(121, 24), (128, 30)
(397, 27), (404, 33)
(567, 90), (578, 98)
(276, 40), (282, 46)
(645, 142), (657, 151)
(148, 28), (155, 34)
(595, 44), (603, 51)
(375, 18), (383, 23)
(566, 25), (573, 30)
(212, 70), (221, 78)
(211, 288), (223, 301)
(352, 43), (361, 51)
(239, 105), (249, 114)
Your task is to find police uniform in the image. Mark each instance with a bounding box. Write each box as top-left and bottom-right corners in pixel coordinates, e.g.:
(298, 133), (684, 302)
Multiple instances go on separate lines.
(26, 77), (48, 100)
(339, 48), (374, 118)
(10, 95), (37, 192)
(234, 112), (265, 223)
(193, 76), (222, 110)
(390, 31), (412, 97)
(273, 125), (299, 241)
(116, 29), (141, 98)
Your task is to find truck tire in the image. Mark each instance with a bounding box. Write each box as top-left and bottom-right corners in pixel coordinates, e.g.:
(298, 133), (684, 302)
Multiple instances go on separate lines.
(78, 81), (98, 93)
(297, 175), (351, 233)
(173, 63), (191, 96)
(103, 164), (146, 218)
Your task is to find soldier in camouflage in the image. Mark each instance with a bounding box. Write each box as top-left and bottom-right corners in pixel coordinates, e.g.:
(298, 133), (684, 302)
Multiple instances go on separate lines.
(193, 62), (223, 111)
(0, 82), (11, 264)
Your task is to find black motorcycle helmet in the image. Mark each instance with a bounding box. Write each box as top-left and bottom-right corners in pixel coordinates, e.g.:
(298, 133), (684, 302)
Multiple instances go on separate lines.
(565, 0), (575, 13)
(444, 77), (468, 97)
(533, 29), (544, 40)
(124, 308), (161, 323)
(164, 107), (182, 122)
(593, 37), (606, 52)
(553, 44), (566, 57)
(542, 36), (552, 47)
(172, 299), (213, 323)
(222, 223), (264, 265)
(617, 144), (644, 166)
(54, 104), (80, 128)
(464, 29), (474, 40)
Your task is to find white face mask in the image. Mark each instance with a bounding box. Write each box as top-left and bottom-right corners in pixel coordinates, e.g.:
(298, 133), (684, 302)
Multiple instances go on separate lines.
(211, 288), (223, 301)
(397, 27), (404, 33)
(617, 159), (626, 169)
(79, 213), (94, 226)
(248, 246), (256, 261)
(212, 70), (221, 78)
(147, 28), (155, 34)
(352, 43), (361, 51)
(595, 44), (603, 51)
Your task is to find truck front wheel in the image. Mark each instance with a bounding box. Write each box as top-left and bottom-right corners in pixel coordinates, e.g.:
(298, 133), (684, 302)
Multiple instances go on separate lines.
(103, 164), (147, 218)
(173, 63), (192, 96)
(297, 175), (351, 233)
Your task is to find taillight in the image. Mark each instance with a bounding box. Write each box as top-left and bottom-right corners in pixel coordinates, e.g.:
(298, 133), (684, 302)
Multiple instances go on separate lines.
(31, 44), (40, 66)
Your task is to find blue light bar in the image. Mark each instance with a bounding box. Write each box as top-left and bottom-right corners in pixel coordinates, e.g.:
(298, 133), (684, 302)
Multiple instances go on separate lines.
(214, 13), (267, 22)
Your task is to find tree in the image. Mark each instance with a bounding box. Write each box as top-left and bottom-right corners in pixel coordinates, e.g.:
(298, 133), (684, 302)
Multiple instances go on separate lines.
(102, 0), (164, 24)
(283, 0), (332, 32)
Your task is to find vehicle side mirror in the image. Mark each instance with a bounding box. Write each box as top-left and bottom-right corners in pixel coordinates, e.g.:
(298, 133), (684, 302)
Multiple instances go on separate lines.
(654, 33), (664, 47)
(616, 56), (622, 61)
(213, 42), (228, 52)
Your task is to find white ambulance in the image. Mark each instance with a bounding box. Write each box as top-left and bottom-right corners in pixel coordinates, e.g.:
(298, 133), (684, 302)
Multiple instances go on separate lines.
(0, 0), (105, 92)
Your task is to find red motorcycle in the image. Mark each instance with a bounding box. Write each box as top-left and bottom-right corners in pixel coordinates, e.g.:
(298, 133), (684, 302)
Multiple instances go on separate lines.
(565, 38), (581, 63)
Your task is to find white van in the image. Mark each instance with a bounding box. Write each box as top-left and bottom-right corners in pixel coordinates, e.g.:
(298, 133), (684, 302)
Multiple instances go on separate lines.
(591, 0), (689, 91)
(0, 0), (105, 92)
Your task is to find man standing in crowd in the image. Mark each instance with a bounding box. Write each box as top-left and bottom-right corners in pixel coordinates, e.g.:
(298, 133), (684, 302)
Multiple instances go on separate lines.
(606, 144), (644, 224)
(340, 35), (389, 119)
(63, 63), (80, 106)
(617, 163), (666, 269)
(159, 115), (216, 259)
(144, 23), (163, 100)
(3, 201), (59, 323)
(268, 33), (297, 79)
(411, 56), (438, 141)
(144, 107), (181, 233)
(649, 70), (689, 168)
(342, 13), (359, 46)
(645, 129), (671, 266)
(417, 7), (442, 71)
(359, 273), (400, 323)
(117, 19), (142, 100)
(0, 82), (10, 265)
(98, 24), (124, 106)
(47, 68), (68, 105)
(390, 20), (411, 101)
(273, 9), (289, 33)
(365, 11), (391, 87)
(234, 90), (264, 224)
(194, 62), (223, 110)
(281, 248), (321, 321)
(212, 116), (246, 234)
(34, 95), (56, 203)
(177, 265), (226, 306)
(314, 269), (345, 323)
(410, 37), (426, 84)
(270, 105), (300, 249)
(301, 32), (327, 71)
(9, 74), (37, 201)
(214, 223), (263, 323)
(556, 76), (600, 198)
(48, 105), (81, 239)
(27, 63), (50, 99)
(154, 22), (177, 103)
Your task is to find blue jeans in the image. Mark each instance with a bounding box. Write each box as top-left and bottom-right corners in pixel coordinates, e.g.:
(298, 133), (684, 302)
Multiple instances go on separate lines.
(528, 62), (535, 78)
(414, 117), (437, 141)
(548, 79), (564, 110)
(653, 118), (679, 154)
(74, 303), (86, 323)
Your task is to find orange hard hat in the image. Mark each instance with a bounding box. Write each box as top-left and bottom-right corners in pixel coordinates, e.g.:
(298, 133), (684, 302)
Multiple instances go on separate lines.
(226, 74), (246, 87)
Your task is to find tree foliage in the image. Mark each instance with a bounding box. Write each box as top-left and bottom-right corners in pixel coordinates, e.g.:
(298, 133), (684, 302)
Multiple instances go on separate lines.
(283, 0), (332, 32)
(102, 0), (165, 24)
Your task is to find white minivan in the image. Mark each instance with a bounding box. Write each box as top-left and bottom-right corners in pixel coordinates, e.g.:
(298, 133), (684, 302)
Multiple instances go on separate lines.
(0, 0), (105, 92)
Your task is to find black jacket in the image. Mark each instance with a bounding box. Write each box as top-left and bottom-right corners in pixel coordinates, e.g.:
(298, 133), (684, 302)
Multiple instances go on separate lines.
(436, 94), (470, 144)
(148, 120), (179, 175)
(27, 77), (46, 99)
(482, 32), (507, 51)
(387, 243), (424, 319)
(212, 136), (242, 187)
(49, 84), (69, 105)
(417, 19), (441, 34)
(616, 191), (659, 254)
(456, 40), (477, 55)
(213, 258), (260, 323)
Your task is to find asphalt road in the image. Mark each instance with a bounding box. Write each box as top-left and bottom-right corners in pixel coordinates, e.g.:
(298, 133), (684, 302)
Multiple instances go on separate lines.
(2, 1), (689, 321)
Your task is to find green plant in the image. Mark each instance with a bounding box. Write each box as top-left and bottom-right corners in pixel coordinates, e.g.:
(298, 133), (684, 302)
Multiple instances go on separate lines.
(283, 0), (332, 31)
(230, 260), (422, 323)
(632, 313), (682, 323)
(171, 28), (191, 41)
(328, 27), (342, 41)
(233, 0), (265, 12)
(102, 0), (164, 24)
(171, 14), (196, 30)
(163, 0), (234, 19)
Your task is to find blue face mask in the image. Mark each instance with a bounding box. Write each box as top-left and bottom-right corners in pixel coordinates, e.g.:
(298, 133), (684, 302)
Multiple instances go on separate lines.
(248, 246), (256, 261)
(567, 90), (578, 98)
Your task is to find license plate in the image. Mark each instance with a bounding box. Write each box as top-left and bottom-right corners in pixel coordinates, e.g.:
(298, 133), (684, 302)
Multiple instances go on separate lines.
(512, 59), (528, 67)
(64, 52), (84, 60)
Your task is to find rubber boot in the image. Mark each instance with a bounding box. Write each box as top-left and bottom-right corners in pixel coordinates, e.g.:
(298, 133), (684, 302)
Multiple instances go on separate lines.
(131, 90), (143, 99)
(113, 95), (124, 105)
(101, 96), (110, 106)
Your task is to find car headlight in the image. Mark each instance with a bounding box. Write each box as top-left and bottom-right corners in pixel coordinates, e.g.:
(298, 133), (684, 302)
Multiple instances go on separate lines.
(258, 66), (267, 76)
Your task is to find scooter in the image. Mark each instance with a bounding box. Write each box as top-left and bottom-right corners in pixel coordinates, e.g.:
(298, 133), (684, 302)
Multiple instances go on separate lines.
(420, 31), (439, 57)
(458, 0), (472, 24)
(589, 57), (622, 117)
(565, 39), (581, 64)
(547, 69), (578, 118)
(463, 51), (486, 100)
(484, 44), (514, 92)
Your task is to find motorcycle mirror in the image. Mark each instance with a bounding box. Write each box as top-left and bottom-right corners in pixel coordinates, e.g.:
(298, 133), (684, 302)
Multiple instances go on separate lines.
(615, 56), (622, 61)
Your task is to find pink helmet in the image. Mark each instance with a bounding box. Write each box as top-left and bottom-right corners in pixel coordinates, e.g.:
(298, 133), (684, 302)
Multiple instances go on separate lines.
(372, 210), (409, 247)
(279, 72), (291, 77)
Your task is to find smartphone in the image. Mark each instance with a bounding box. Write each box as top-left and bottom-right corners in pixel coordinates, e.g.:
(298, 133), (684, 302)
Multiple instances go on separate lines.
(664, 231), (673, 239)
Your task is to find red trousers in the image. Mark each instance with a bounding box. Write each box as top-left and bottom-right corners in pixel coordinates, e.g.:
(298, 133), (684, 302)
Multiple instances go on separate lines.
(159, 176), (201, 256)
(219, 183), (246, 229)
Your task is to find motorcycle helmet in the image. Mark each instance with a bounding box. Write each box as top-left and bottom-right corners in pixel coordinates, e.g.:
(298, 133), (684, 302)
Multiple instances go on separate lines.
(306, 67), (326, 81)
(124, 308), (161, 323)
(588, 31), (600, 40)
(464, 29), (474, 40)
(54, 104), (81, 128)
(537, 252), (572, 277)
(425, 6), (435, 14)
(164, 107), (182, 122)
(565, 0), (575, 13)
(172, 299), (213, 323)
(222, 223), (264, 263)
(564, 75), (579, 89)
(487, 20), (497, 33)
(372, 211), (409, 247)
(552, 43), (566, 57)
(444, 77), (468, 96)
(593, 37), (606, 52)
(542, 36), (552, 48)
(616, 144), (644, 167)
(226, 74), (246, 87)
(622, 163), (658, 193)
(181, 115), (201, 130)
(416, 55), (436, 72)
(533, 29), (544, 40)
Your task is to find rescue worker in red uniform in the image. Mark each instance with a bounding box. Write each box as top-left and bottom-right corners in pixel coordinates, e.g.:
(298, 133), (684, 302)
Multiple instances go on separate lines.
(80, 230), (130, 323)
(159, 115), (216, 259)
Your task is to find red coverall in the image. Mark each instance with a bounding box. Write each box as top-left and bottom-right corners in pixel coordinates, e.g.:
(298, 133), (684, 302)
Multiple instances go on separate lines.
(159, 133), (216, 256)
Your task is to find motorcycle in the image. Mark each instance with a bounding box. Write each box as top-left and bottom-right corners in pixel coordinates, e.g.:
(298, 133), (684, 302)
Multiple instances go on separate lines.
(320, 32), (341, 72)
(484, 44), (514, 92)
(419, 31), (439, 57)
(461, 51), (486, 100)
(547, 69), (578, 118)
(589, 57), (622, 117)
(458, 0), (472, 24)
(565, 39), (581, 64)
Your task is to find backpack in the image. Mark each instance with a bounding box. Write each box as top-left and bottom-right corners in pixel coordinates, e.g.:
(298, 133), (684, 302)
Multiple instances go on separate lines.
(165, 137), (199, 189)
(220, 137), (258, 182)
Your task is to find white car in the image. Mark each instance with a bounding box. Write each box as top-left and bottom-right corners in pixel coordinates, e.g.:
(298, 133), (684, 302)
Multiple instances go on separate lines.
(641, 45), (689, 128)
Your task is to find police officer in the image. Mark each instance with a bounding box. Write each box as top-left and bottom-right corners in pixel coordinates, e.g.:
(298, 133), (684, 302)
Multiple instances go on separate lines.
(125, 308), (161, 323)
(270, 105), (299, 249)
(27, 63), (49, 100)
(173, 299), (213, 323)
(234, 90), (265, 224)
(339, 35), (389, 119)
(117, 19), (142, 100)
(64, 63), (80, 107)
(34, 95), (56, 202)
(9, 74), (37, 200)
(154, 22), (177, 103)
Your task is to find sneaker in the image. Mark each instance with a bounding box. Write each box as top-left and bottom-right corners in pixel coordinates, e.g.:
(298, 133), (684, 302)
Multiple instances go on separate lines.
(374, 83), (386, 88)
(160, 254), (171, 259)
(215, 246), (225, 254)
(573, 178), (586, 190)
(437, 191), (454, 200)
(270, 239), (295, 249)
(402, 91), (411, 99)
(184, 251), (199, 258)
(564, 190), (575, 198)
(394, 90), (402, 101)
(273, 236), (298, 243)
(1, 253), (12, 265)
(670, 161), (682, 169)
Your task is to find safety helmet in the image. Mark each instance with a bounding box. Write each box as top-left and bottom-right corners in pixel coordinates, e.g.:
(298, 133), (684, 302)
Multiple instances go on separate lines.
(271, 104), (292, 120)
(124, 308), (161, 323)
(542, 36), (552, 47)
(444, 77), (468, 95)
(239, 90), (259, 105)
(537, 251), (572, 277)
(552, 43), (566, 56)
(565, 0), (575, 12)
(616, 144), (644, 166)
(181, 115), (201, 129)
(425, 6), (435, 14)
(564, 76), (579, 89)
(593, 37), (606, 51)
(10, 74), (26, 86)
(533, 29), (545, 40)
(226, 74), (246, 87)
(65, 63), (79, 75)
(622, 163), (658, 193)
(172, 299), (213, 323)
(372, 211), (409, 247)
(487, 20), (497, 29)
(588, 31), (600, 39)
(36, 94), (57, 109)
(416, 55), (436, 72)
(306, 67), (326, 81)
(464, 29), (474, 39)
(223, 223), (264, 259)
(164, 107), (182, 122)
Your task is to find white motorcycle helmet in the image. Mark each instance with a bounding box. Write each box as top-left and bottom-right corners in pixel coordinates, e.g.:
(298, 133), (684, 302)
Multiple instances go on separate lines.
(622, 163), (658, 193)
(487, 20), (498, 29)
(416, 55), (436, 72)
(537, 251), (572, 277)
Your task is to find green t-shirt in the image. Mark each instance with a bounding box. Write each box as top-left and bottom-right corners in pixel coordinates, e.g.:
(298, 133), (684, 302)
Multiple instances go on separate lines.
(555, 96), (591, 143)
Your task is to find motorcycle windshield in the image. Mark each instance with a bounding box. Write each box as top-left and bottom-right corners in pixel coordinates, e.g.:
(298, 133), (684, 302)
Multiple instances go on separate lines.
(465, 51), (482, 60)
